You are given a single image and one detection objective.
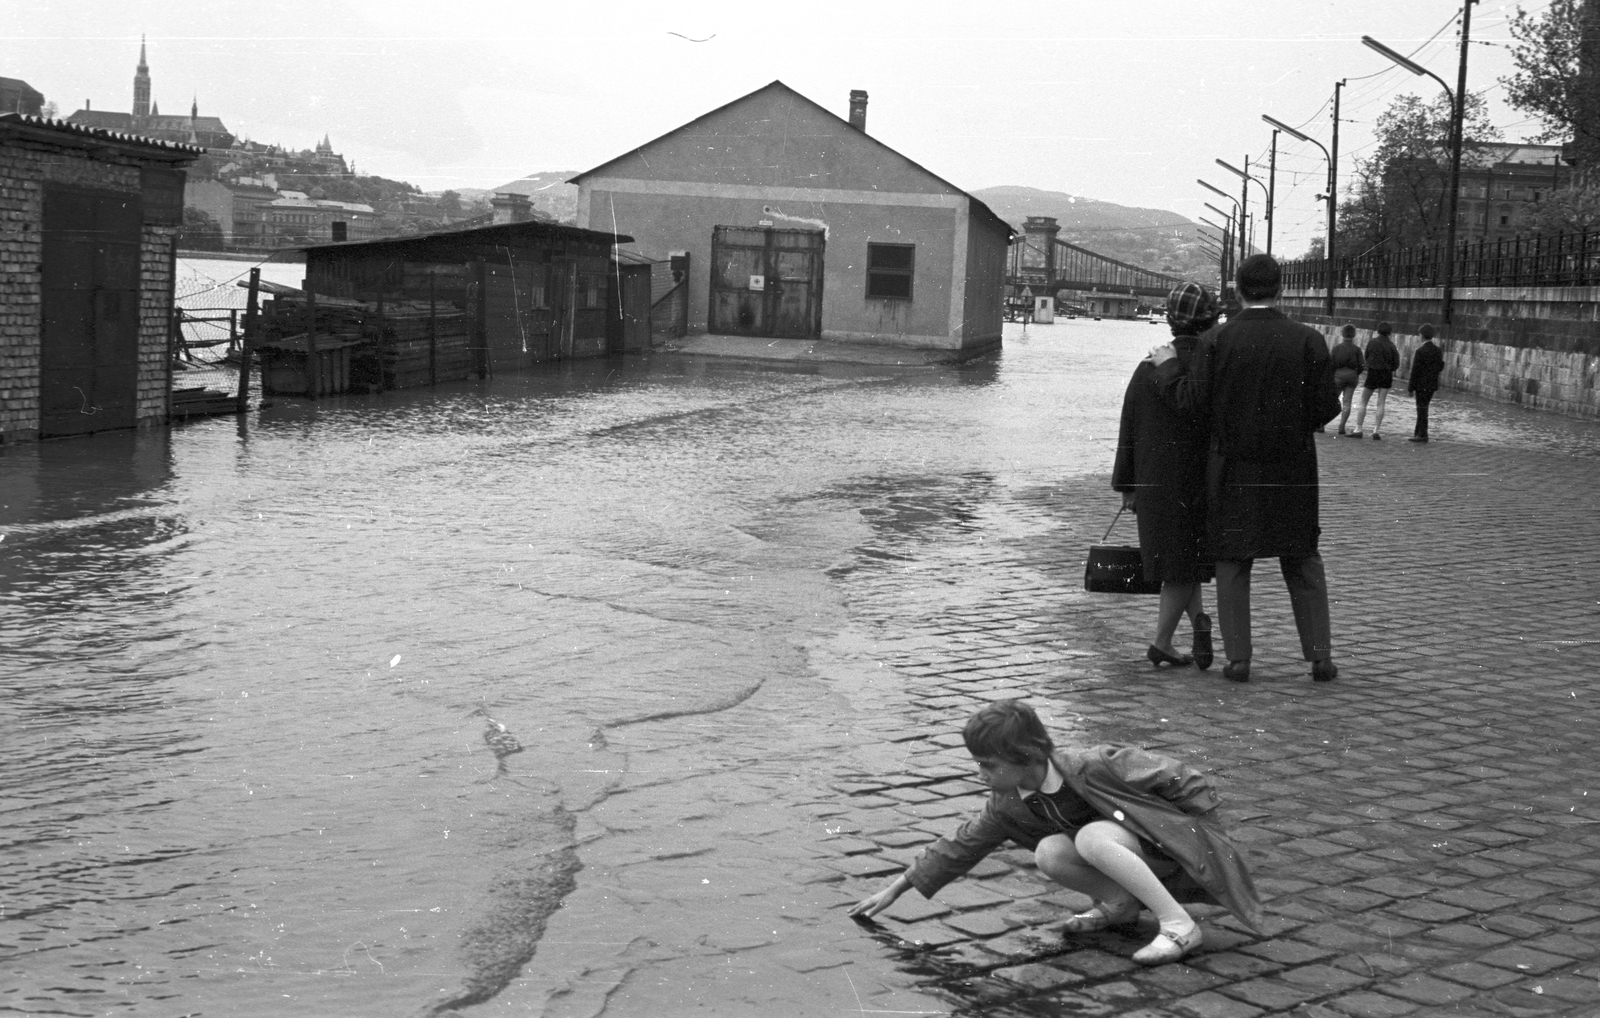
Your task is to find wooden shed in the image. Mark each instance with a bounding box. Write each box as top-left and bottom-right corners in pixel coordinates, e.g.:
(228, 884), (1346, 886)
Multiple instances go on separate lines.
(0, 114), (198, 442)
(268, 220), (644, 393)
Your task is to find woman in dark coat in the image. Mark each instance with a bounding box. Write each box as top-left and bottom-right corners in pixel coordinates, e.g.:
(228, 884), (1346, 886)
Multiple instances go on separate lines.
(1112, 283), (1219, 669)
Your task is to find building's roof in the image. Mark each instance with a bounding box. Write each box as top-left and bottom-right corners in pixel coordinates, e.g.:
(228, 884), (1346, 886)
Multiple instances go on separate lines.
(0, 76), (45, 98)
(0, 112), (202, 159)
(301, 218), (632, 256)
(570, 80), (1014, 240)
(68, 109), (231, 136)
(269, 197), (376, 213)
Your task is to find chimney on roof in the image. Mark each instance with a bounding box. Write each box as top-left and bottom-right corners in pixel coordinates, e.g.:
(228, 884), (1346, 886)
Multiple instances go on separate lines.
(848, 90), (868, 133)
(491, 191), (533, 224)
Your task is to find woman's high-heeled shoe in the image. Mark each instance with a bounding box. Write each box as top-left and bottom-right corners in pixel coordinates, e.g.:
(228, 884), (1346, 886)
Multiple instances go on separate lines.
(1191, 613), (1214, 670)
(1147, 645), (1193, 668)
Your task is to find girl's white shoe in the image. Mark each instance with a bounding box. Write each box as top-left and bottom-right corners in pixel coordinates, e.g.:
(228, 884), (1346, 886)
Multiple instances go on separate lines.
(1132, 922), (1202, 965)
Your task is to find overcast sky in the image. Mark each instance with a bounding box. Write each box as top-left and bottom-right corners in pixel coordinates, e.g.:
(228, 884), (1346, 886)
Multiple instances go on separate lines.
(5, 0), (1542, 257)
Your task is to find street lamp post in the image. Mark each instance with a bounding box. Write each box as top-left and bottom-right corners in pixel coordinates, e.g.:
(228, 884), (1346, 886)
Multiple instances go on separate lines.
(1217, 157), (1271, 256)
(1199, 179), (1243, 289)
(1361, 5), (1475, 322)
(1267, 130), (1278, 255)
(1203, 199), (1238, 294)
(1262, 113), (1336, 314)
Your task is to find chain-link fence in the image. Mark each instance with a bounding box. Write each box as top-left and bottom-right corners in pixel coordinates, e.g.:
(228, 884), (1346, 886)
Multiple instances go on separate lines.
(169, 255), (302, 419)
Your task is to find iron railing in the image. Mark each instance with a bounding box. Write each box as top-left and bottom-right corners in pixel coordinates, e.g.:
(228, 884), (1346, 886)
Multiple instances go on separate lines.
(1281, 230), (1598, 291)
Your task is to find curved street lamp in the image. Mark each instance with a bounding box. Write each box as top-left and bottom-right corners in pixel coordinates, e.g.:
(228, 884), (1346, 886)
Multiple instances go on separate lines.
(1361, 18), (1475, 323)
(1217, 158), (1272, 255)
(1263, 113), (1338, 312)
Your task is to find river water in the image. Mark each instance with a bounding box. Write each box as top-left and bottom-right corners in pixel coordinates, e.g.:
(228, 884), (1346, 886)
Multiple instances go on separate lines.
(3, 318), (1595, 1017)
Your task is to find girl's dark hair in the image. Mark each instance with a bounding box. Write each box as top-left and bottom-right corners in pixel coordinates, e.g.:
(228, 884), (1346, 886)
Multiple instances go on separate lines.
(963, 700), (1054, 765)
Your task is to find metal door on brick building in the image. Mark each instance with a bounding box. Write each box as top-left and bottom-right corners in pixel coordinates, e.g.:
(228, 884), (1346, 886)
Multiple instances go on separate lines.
(708, 226), (823, 339)
(40, 186), (143, 437)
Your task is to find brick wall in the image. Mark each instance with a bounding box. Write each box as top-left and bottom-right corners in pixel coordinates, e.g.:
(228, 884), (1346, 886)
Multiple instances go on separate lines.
(1, 138), (180, 442)
(1280, 286), (1600, 419)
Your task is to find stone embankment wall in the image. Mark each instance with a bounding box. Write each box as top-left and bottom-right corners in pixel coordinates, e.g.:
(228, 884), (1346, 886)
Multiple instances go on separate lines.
(1280, 286), (1600, 419)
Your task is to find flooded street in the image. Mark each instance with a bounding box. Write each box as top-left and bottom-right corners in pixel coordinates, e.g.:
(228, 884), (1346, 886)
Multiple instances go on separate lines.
(3, 319), (1596, 1017)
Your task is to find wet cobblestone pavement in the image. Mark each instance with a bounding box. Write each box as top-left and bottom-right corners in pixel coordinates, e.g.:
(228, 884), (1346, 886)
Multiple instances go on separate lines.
(9, 319), (1599, 1018)
(795, 432), (1600, 1015)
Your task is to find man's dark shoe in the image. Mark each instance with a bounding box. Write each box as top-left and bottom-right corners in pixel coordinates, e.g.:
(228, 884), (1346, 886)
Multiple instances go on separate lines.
(1408, 436), (1428, 443)
(1312, 659), (1338, 682)
(1222, 660), (1250, 683)
(1371, 433), (1383, 441)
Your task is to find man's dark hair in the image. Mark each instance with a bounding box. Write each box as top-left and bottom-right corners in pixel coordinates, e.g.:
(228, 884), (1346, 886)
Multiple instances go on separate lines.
(1236, 254), (1281, 301)
(1341, 324), (1356, 339)
(963, 700), (1054, 765)
(1376, 322), (1393, 336)
(1419, 323), (1436, 340)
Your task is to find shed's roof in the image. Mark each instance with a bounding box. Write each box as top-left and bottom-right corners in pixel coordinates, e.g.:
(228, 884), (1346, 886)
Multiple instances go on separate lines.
(300, 218), (632, 256)
(570, 80), (1014, 240)
(0, 112), (203, 159)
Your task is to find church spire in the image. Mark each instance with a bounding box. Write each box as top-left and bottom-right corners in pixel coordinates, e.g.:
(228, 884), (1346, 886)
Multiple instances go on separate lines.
(132, 35), (151, 119)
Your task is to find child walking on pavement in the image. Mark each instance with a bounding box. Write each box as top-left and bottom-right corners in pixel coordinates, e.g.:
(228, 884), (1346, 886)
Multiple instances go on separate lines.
(1330, 324), (1365, 436)
(848, 700), (1262, 965)
(1354, 322), (1401, 439)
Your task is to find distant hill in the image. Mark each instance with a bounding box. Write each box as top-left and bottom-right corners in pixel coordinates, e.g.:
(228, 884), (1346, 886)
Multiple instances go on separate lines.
(461, 171), (581, 224)
(457, 176), (1218, 282)
(971, 185), (1215, 281)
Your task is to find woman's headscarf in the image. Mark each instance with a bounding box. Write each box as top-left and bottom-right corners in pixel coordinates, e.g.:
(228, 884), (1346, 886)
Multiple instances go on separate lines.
(1166, 282), (1220, 336)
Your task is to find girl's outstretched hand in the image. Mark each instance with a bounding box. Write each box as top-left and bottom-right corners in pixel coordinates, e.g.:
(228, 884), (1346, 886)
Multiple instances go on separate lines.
(848, 873), (909, 920)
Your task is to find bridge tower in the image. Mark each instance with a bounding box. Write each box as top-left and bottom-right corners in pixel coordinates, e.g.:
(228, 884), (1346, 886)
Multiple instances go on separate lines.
(1020, 216), (1060, 283)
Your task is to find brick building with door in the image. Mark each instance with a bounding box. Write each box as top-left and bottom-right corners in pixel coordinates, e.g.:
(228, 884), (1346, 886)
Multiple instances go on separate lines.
(1, 114), (198, 442)
(569, 81), (1013, 356)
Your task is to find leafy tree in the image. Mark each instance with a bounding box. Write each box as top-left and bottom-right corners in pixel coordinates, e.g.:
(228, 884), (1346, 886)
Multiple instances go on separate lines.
(1502, 0), (1597, 166)
(439, 190), (462, 214)
(1336, 92), (1502, 254)
(1512, 181), (1600, 233)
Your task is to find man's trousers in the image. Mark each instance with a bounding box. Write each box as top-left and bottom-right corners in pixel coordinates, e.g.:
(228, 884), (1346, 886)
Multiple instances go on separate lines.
(1214, 554), (1332, 664)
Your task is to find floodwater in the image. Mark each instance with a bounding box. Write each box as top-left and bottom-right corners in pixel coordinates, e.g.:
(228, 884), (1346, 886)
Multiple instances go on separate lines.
(2, 319), (1595, 1018)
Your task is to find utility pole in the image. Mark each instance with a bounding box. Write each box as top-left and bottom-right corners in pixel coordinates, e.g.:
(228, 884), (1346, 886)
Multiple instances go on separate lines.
(1267, 130), (1278, 256)
(1443, 1), (1477, 323)
(1329, 80), (1343, 316)
(1240, 157), (1250, 268)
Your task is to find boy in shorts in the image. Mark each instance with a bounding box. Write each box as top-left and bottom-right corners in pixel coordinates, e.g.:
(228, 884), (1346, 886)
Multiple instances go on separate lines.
(1330, 324), (1365, 435)
(848, 700), (1262, 965)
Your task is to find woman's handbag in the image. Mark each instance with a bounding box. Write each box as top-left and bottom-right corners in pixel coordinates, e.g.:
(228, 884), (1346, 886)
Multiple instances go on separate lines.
(1084, 508), (1162, 594)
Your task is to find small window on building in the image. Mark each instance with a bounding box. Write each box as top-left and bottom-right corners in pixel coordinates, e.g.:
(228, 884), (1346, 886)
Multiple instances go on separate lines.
(866, 243), (914, 300)
(577, 271), (607, 309)
(1499, 215), (1509, 226)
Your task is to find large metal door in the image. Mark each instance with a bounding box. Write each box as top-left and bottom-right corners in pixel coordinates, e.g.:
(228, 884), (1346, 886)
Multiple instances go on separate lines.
(41, 187), (143, 436)
(708, 226), (823, 339)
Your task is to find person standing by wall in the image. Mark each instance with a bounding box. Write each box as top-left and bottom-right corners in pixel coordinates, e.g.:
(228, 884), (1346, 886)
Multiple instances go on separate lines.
(1148, 254), (1342, 684)
(1407, 323), (1445, 443)
(1354, 323), (1400, 440)
(1329, 324), (1365, 436)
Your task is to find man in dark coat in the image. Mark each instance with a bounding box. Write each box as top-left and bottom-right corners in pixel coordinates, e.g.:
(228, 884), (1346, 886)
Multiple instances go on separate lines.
(1148, 254), (1341, 683)
(1407, 323), (1445, 443)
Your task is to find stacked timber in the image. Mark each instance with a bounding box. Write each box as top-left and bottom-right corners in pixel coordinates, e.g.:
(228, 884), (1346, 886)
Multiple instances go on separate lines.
(365, 302), (473, 389)
(254, 294), (474, 392)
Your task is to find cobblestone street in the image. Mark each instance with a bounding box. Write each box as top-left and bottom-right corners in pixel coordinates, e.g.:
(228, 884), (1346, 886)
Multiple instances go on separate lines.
(814, 408), (1600, 1016)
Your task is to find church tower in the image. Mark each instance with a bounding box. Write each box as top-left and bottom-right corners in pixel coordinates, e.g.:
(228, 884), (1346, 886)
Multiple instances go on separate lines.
(132, 36), (151, 118)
